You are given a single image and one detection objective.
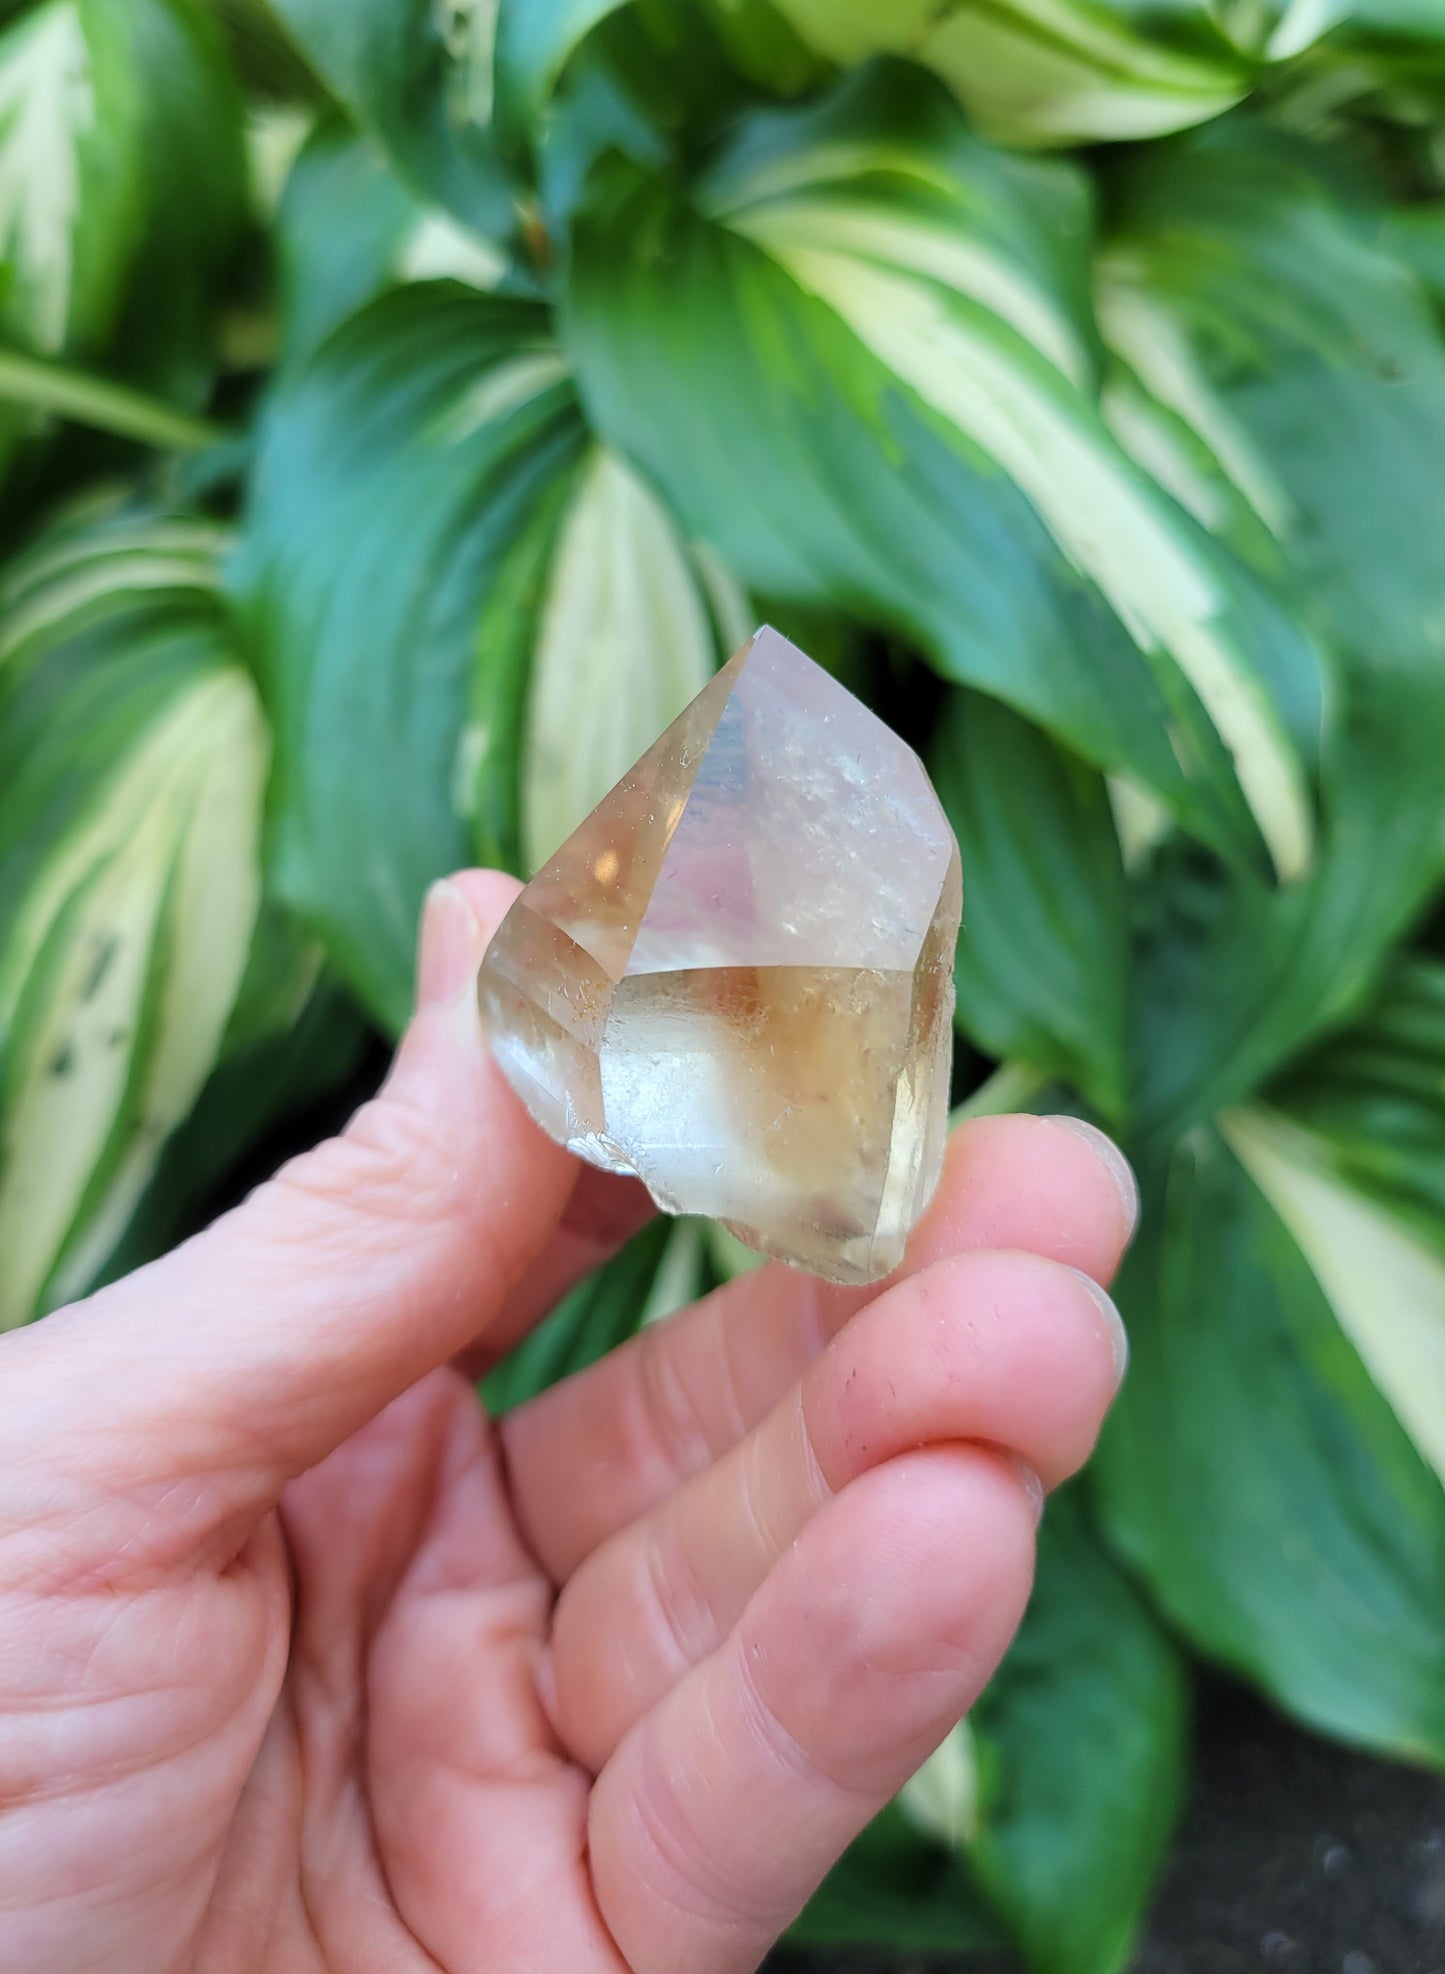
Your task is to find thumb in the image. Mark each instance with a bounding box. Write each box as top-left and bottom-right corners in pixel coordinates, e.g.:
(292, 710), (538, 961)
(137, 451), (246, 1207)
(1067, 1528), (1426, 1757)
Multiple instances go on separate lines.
(2, 871), (578, 1553)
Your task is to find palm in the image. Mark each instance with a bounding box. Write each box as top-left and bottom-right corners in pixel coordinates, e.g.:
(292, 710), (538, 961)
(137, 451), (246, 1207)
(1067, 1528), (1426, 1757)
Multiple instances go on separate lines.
(205, 1368), (619, 1970)
(0, 877), (1135, 1974)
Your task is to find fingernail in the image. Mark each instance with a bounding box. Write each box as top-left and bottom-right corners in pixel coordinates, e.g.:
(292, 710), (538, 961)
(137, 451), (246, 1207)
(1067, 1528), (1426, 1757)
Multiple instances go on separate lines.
(416, 879), (485, 1010)
(1046, 1115), (1140, 1242)
(1067, 1266), (1130, 1389)
(1006, 1456), (1046, 1526)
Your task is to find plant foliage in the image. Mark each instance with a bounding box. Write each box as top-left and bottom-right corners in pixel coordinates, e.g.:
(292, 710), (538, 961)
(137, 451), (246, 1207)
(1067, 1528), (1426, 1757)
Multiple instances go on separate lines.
(1, 0), (1443, 1965)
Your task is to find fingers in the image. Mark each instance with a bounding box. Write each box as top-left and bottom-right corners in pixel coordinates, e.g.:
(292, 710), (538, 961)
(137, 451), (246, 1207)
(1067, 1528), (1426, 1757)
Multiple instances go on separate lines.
(0, 872), (583, 1561)
(284, 1371), (628, 1973)
(546, 1247), (1123, 1772)
(451, 1163), (655, 1382)
(589, 1446), (1038, 1974)
(502, 1111), (1136, 1582)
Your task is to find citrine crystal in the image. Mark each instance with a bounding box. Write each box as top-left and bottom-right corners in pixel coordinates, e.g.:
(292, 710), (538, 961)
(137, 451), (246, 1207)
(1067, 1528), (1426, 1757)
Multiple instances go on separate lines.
(477, 627), (962, 1284)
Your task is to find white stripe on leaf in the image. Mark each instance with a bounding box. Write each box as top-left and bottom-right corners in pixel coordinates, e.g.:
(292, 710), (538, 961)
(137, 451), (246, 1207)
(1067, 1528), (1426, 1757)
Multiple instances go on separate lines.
(0, 0), (92, 351)
(1096, 268), (1295, 541)
(523, 448), (722, 870)
(1223, 1106), (1445, 1492)
(738, 197), (1090, 386)
(744, 227), (1311, 879)
(0, 671), (266, 1327)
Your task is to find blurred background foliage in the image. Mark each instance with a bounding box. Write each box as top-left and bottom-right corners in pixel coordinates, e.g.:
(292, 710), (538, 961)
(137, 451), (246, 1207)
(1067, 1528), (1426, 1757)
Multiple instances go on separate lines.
(1, 0), (1444, 1967)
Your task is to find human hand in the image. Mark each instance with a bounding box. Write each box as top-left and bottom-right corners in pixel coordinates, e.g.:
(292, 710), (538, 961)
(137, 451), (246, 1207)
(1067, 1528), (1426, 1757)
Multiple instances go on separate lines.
(0, 871), (1136, 1974)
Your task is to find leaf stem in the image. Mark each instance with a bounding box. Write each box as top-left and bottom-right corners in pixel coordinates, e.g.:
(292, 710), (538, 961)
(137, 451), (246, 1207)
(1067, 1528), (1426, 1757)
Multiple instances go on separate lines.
(0, 348), (226, 452)
(952, 1061), (1049, 1124)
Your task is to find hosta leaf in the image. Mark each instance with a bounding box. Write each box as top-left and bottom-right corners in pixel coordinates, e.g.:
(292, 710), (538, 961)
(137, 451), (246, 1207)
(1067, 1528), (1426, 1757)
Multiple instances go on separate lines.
(100, 0), (247, 403)
(0, 0), (243, 372)
(1224, 1105), (1445, 1493)
(1095, 1127), (1445, 1763)
(564, 67), (1323, 884)
(0, 509), (265, 1328)
(1227, 955), (1445, 1488)
(277, 115), (506, 373)
(757, 0), (1251, 143)
(244, 278), (747, 1017)
(493, 0), (632, 130)
(1268, 951), (1445, 1225)
(236, 284), (585, 1029)
(790, 1802), (998, 1953)
(94, 928), (370, 1287)
(265, 0), (516, 242)
(897, 1721), (980, 1851)
(966, 1490), (1188, 1974)
(0, 0), (127, 357)
(931, 689), (1129, 1123)
(499, 443), (745, 872)
(1218, 0), (1445, 61)
(493, 0), (819, 170)
(1103, 125), (1445, 1136)
(202, 0), (323, 102)
(1383, 202), (1445, 302)
(482, 1216), (671, 1412)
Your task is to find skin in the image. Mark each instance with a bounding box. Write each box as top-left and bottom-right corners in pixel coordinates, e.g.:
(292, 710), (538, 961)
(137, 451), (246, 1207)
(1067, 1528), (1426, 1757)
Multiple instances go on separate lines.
(0, 870), (1138, 1974)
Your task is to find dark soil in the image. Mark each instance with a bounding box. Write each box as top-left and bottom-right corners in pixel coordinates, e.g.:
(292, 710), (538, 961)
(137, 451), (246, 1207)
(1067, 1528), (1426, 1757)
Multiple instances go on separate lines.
(771, 1675), (1445, 1974)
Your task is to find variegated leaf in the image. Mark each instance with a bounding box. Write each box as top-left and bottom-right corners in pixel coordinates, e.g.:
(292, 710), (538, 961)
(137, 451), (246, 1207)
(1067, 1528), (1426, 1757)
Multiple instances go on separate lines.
(277, 115), (507, 373)
(237, 286), (588, 1027)
(757, 0), (1250, 144)
(566, 68), (1324, 880)
(512, 445), (744, 871)
(0, 512), (267, 1327)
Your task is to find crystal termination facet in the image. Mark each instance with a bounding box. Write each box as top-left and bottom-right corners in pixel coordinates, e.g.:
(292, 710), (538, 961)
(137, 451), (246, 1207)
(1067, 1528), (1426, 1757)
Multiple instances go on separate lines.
(478, 626), (962, 1284)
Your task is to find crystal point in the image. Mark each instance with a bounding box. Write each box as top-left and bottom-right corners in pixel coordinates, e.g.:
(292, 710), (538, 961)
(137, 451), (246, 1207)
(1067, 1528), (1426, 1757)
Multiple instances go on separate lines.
(478, 627), (961, 1284)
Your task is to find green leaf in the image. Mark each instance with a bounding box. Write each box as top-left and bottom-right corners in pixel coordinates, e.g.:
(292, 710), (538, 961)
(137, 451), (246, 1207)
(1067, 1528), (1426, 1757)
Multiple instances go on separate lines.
(0, 506), (266, 1328)
(897, 1720), (981, 1851)
(967, 1490), (1189, 1974)
(244, 274), (747, 1016)
(1223, 1104), (1445, 1495)
(200, 0), (323, 102)
(265, 0), (517, 242)
(482, 1215), (670, 1412)
(1382, 202), (1445, 303)
(564, 66), (1324, 883)
(789, 1802), (999, 1954)
(98, 0), (248, 405)
(0, 0), (242, 487)
(1223, 957), (1445, 1490)
(756, 0), (1251, 143)
(497, 443), (745, 873)
(93, 929), (370, 1287)
(236, 284), (585, 1029)
(275, 116), (421, 372)
(1268, 951), (1445, 1228)
(0, 0), (132, 357)
(276, 115), (506, 374)
(0, 0), (243, 364)
(1104, 125), (1445, 1136)
(931, 688), (1129, 1123)
(1094, 1126), (1445, 1764)
(1219, 0), (1445, 63)
(494, 0), (631, 129)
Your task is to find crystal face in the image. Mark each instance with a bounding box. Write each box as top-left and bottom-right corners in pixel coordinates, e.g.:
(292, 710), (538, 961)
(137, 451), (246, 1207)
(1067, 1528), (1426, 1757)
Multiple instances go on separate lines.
(478, 626), (962, 1285)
